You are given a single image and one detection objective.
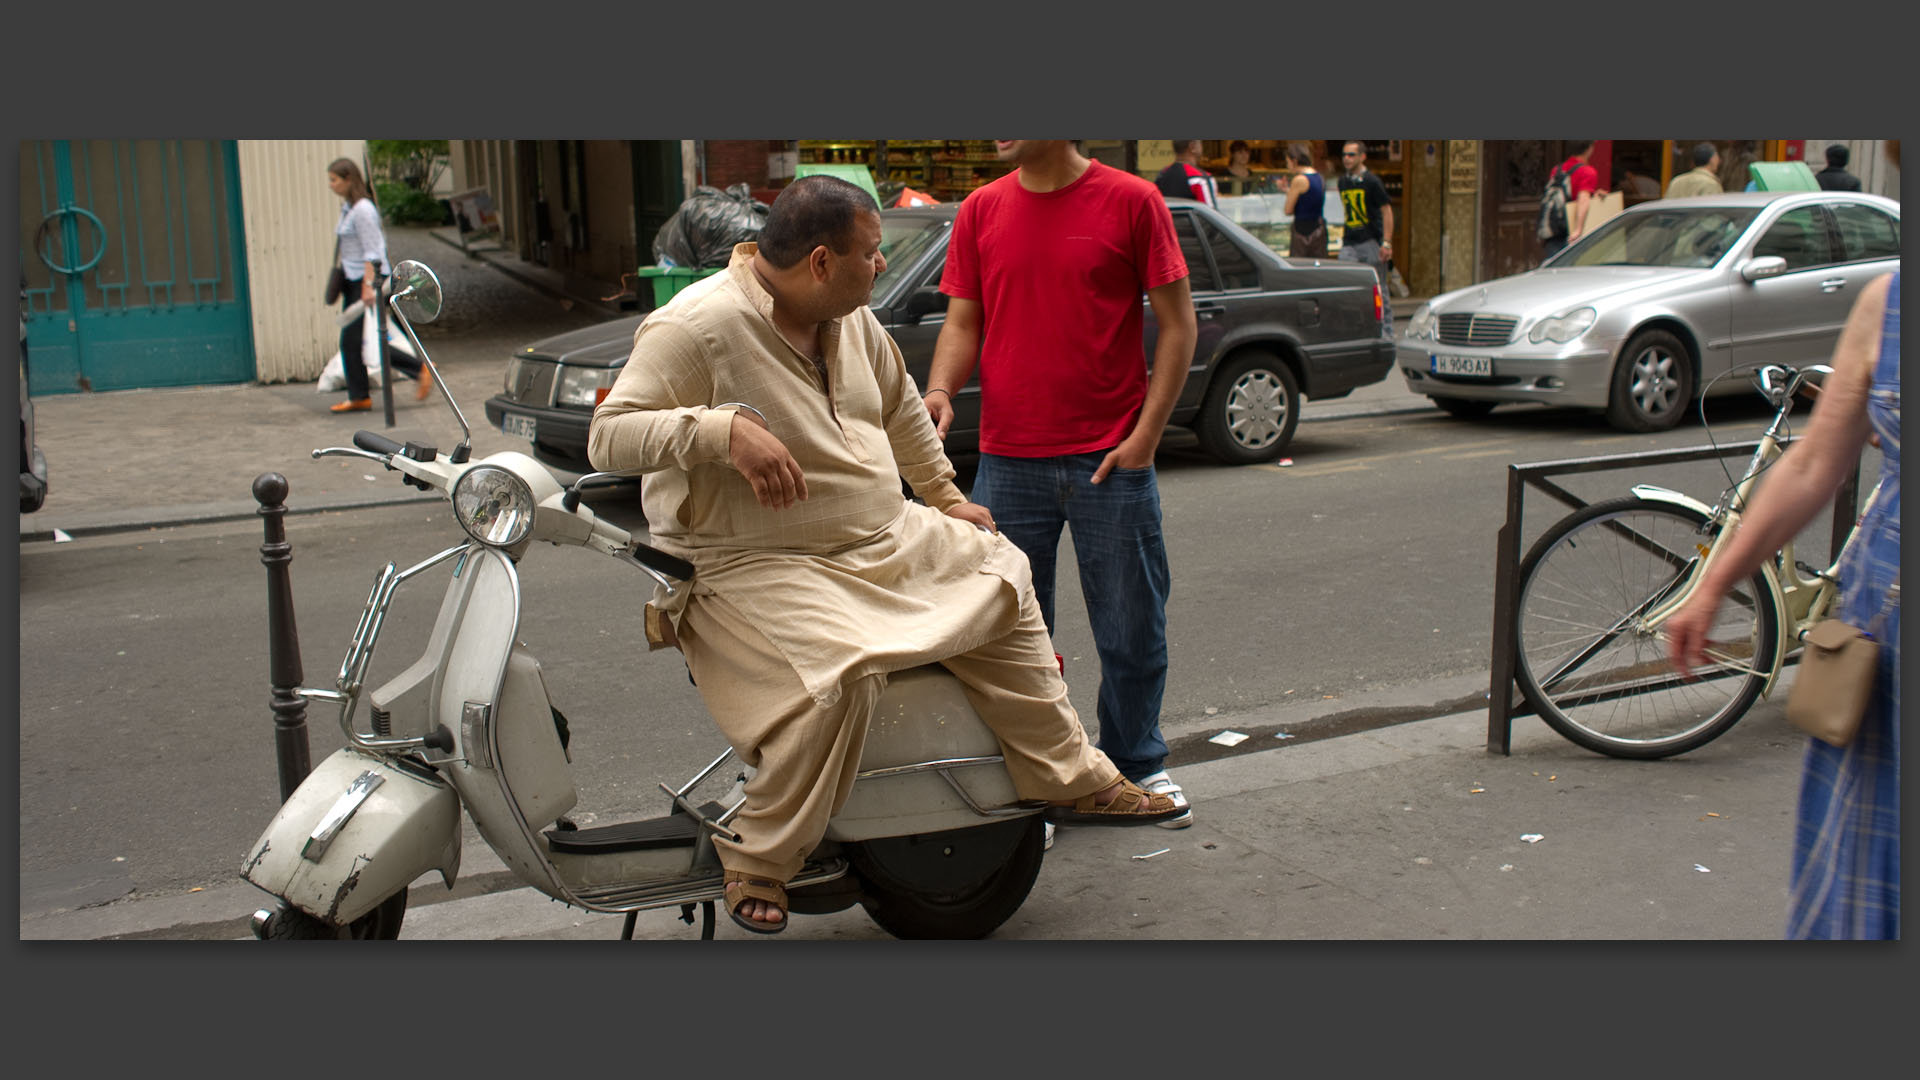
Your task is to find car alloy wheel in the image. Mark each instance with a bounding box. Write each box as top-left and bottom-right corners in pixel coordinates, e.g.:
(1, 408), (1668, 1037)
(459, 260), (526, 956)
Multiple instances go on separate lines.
(1605, 328), (1693, 433)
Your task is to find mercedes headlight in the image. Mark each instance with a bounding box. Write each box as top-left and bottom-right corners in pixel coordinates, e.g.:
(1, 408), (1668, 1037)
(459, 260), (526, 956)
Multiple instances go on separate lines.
(1405, 303), (1434, 341)
(452, 466), (535, 547)
(556, 366), (620, 408)
(1527, 306), (1597, 344)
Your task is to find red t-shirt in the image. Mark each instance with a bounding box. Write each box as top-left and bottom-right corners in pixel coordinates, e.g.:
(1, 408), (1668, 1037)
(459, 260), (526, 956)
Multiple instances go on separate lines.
(1560, 156), (1600, 201)
(940, 161), (1189, 457)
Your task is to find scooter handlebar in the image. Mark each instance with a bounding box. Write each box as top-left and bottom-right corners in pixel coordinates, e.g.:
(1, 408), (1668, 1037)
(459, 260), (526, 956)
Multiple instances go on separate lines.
(353, 430), (406, 457)
(629, 542), (695, 582)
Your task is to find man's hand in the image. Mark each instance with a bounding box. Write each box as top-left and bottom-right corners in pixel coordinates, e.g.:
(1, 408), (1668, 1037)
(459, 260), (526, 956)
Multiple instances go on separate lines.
(946, 501), (995, 532)
(728, 409), (807, 510)
(924, 389), (955, 440)
(1091, 433), (1157, 484)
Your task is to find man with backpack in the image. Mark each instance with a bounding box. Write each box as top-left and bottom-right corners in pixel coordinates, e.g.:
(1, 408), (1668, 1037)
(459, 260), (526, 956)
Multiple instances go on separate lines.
(1538, 140), (1601, 262)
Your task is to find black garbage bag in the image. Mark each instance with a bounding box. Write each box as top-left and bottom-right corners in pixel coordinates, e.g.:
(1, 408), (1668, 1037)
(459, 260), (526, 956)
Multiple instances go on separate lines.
(651, 183), (771, 269)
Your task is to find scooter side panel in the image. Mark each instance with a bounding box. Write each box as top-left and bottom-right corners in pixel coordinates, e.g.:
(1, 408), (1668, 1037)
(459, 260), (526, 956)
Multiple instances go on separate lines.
(826, 665), (1034, 841)
(241, 748), (461, 927)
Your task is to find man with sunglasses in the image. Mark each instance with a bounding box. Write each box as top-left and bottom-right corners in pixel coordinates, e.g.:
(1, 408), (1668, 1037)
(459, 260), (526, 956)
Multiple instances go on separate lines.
(1336, 141), (1394, 332)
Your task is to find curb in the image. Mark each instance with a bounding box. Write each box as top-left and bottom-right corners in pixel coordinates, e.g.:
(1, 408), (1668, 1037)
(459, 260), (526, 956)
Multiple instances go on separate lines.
(20, 491), (441, 544)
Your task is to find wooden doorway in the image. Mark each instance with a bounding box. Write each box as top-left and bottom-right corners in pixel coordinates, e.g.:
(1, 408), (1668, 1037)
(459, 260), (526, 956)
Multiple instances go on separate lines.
(1478, 140), (1566, 281)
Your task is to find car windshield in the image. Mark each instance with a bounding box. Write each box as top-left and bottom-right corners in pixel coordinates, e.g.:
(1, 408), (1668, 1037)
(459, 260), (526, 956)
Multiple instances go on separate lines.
(872, 216), (948, 300)
(1556, 207), (1760, 269)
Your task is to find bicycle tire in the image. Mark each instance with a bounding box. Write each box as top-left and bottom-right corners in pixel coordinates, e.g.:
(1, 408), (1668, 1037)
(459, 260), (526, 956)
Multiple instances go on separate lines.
(1513, 496), (1778, 759)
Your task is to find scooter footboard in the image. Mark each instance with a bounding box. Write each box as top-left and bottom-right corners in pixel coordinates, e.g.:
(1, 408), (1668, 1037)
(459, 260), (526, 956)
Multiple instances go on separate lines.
(825, 665), (1036, 841)
(241, 748), (462, 927)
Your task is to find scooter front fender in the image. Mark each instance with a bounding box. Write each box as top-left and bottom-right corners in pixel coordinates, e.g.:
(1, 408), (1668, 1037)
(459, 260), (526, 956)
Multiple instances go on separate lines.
(241, 747), (462, 927)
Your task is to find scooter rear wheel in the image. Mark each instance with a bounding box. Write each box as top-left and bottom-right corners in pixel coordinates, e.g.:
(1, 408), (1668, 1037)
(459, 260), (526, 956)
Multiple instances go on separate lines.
(847, 816), (1045, 940)
(260, 891), (408, 940)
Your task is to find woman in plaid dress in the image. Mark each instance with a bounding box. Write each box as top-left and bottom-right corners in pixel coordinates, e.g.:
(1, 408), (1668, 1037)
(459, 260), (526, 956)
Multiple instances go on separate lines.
(1667, 250), (1900, 937)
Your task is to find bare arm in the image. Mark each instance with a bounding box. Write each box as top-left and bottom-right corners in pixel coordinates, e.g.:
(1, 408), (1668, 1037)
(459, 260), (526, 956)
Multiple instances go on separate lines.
(1666, 273), (1889, 676)
(1380, 202), (1395, 258)
(1094, 275), (1195, 483)
(1569, 191), (1591, 239)
(924, 296), (984, 440)
(1283, 173), (1305, 215)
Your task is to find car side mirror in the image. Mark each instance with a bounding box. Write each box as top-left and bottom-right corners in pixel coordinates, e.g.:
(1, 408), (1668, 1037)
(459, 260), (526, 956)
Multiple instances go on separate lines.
(903, 287), (948, 323)
(1740, 255), (1788, 282)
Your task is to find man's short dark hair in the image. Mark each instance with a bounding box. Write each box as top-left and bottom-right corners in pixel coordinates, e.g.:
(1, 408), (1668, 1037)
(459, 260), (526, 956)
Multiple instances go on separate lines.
(1567, 140), (1595, 156)
(757, 175), (878, 269)
(1692, 141), (1718, 167)
(1825, 143), (1850, 168)
(1228, 140), (1249, 155)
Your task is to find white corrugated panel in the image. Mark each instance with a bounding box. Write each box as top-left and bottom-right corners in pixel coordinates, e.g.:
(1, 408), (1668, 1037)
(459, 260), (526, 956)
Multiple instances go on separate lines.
(236, 140), (365, 383)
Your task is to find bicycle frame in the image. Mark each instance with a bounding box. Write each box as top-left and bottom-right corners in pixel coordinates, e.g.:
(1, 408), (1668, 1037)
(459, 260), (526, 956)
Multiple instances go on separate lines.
(1637, 386), (1880, 698)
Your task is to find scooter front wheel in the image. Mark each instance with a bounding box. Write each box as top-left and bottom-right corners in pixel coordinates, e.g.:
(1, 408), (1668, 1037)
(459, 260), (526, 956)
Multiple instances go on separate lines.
(847, 816), (1045, 940)
(257, 891), (408, 940)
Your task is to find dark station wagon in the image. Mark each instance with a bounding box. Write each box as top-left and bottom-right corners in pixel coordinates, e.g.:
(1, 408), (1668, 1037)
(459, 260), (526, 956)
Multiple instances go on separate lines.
(485, 200), (1395, 471)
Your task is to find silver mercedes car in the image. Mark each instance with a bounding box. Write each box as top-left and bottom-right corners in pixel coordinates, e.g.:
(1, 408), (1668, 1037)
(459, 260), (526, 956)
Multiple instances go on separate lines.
(1398, 190), (1900, 431)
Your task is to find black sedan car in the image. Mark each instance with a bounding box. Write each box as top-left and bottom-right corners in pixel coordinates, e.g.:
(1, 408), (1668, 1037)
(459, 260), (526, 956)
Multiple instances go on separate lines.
(485, 200), (1394, 471)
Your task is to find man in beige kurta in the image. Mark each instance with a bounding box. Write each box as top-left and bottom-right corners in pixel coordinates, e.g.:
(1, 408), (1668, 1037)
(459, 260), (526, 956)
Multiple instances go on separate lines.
(587, 176), (1177, 932)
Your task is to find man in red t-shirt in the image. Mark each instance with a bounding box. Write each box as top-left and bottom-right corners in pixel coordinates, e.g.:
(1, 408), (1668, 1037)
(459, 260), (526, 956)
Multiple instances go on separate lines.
(925, 140), (1199, 828)
(1543, 140), (1602, 260)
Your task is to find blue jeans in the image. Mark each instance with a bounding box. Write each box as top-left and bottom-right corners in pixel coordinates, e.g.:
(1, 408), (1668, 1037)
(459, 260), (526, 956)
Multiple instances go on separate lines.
(970, 452), (1170, 779)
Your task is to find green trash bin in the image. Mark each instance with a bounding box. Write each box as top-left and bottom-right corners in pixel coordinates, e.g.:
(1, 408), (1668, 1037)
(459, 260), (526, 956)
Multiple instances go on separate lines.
(636, 265), (721, 308)
(1748, 161), (1820, 192)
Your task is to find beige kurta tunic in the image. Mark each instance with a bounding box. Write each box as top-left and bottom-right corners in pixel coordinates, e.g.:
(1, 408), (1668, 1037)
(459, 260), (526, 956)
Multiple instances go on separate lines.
(587, 244), (1030, 706)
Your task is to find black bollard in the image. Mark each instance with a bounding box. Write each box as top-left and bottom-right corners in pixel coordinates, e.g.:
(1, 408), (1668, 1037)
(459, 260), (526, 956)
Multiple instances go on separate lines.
(255, 473), (312, 802)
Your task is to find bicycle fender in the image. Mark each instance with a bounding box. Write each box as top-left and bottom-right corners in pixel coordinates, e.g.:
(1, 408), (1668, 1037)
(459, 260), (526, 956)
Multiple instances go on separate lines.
(1628, 485), (1791, 697)
(1628, 484), (1713, 518)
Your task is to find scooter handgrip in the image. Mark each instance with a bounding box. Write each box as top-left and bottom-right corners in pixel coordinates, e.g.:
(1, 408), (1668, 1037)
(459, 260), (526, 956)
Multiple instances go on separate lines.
(631, 542), (694, 581)
(354, 430), (406, 456)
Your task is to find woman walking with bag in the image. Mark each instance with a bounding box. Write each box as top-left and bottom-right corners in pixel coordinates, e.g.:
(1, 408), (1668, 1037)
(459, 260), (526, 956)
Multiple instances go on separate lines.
(326, 158), (427, 413)
(1667, 144), (1899, 937)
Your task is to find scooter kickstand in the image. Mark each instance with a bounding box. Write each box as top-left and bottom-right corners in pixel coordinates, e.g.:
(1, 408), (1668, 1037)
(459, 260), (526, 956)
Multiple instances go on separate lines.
(623, 911), (639, 940)
(671, 901), (717, 940)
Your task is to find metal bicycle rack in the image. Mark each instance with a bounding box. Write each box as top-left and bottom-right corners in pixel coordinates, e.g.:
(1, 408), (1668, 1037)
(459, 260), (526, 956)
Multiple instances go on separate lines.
(1484, 438), (1861, 754)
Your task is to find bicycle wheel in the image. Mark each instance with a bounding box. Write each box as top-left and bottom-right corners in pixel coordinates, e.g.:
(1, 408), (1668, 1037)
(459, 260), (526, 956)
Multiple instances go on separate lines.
(1513, 496), (1779, 759)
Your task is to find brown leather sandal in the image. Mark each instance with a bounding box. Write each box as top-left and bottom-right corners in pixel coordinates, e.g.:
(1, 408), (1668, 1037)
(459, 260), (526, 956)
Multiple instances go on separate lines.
(1047, 779), (1183, 826)
(722, 869), (789, 935)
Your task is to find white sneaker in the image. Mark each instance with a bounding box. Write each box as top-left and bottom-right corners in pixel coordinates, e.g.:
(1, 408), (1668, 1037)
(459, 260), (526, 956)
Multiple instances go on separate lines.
(1043, 820), (1056, 851)
(1136, 770), (1192, 829)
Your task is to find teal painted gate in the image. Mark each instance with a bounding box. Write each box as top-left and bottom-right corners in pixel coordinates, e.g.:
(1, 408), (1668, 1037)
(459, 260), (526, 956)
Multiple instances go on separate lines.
(19, 140), (254, 396)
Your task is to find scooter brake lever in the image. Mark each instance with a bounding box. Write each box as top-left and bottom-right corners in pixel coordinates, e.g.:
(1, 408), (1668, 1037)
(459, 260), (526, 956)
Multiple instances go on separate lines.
(312, 446), (390, 464)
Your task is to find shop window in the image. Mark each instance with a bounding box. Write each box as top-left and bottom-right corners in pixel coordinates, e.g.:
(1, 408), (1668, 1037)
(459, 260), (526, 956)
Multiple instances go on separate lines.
(1751, 207), (1834, 271)
(1199, 219), (1260, 290)
(1831, 203), (1900, 262)
(1171, 212), (1219, 292)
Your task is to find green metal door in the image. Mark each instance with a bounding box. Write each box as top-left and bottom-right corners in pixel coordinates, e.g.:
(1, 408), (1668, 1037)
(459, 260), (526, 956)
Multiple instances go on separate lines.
(20, 140), (255, 395)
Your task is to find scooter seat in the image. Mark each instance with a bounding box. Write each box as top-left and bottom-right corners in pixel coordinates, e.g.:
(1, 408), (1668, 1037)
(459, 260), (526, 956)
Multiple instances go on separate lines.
(544, 800), (730, 855)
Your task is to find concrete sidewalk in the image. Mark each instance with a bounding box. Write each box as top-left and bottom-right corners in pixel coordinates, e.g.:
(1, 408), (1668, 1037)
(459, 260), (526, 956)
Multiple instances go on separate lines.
(21, 676), (1807, 940)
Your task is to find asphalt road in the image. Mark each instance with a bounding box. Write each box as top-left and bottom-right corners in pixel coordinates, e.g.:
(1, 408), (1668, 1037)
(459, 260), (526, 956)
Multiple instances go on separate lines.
(19, 385), (1837, 909)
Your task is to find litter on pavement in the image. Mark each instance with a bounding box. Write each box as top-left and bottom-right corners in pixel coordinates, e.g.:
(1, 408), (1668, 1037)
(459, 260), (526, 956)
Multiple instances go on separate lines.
(1694, 864), (1712, 873)
(1131, 848), (1171, 861)
(1520, 834), (1544, 844)
(52, 528), (73, 542)
(1208, 730), (1249, 747)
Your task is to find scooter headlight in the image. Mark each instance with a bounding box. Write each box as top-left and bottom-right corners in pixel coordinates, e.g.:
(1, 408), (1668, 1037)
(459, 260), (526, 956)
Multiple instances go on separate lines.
(452, 465), (535, 547)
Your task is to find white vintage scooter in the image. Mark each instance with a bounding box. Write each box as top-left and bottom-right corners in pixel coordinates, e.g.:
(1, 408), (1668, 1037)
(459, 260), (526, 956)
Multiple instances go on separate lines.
(243, 261), (1051, 940)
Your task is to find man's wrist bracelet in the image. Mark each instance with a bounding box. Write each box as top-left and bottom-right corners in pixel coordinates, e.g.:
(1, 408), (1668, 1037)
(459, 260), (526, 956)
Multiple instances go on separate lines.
(924, 387), (952, 399)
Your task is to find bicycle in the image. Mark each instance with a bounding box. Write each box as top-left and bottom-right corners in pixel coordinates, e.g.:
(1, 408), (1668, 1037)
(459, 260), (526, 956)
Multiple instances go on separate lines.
(1510, 362), (1882, 759)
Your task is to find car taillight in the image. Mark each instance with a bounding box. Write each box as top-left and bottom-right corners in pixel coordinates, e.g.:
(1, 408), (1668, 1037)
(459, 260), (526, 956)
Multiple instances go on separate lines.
(1373, 283), (1383, 322)
(1056, 653), (1064, 675)
(595, 386), (611, 406)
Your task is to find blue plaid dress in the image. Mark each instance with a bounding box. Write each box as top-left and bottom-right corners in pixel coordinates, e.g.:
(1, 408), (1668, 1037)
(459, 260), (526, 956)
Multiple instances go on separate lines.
(1787, 270), (1900, 940)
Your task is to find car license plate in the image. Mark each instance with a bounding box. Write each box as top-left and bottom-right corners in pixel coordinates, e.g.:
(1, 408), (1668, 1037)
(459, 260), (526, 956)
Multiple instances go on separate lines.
(501, 414), (537, 441)
(1431, 354), (1493, 377)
